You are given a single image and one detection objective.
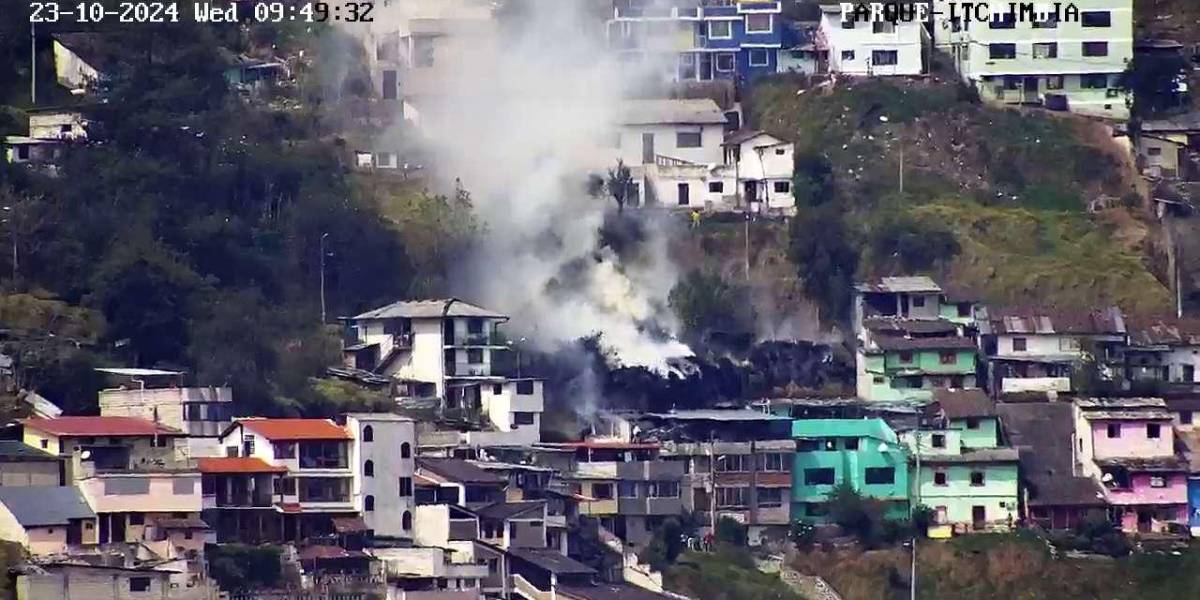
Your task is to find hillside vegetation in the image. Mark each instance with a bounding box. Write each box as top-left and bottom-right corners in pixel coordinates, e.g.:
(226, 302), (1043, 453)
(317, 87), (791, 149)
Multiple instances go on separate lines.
(747, 76), (1171, 319)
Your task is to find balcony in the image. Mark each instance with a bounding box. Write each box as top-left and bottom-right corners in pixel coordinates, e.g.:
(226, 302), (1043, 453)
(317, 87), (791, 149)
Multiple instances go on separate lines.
(449, 518), (479, 541)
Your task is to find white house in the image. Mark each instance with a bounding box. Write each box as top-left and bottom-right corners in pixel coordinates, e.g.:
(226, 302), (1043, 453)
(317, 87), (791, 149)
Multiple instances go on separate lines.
(52, 33), (111, 93)
(4, 108), (88, 167)
(609, 99), (795, 214)
(95, 367), (232, 457)
(816, 4), (924, 76)
(934, 0), (1133, 120)
(345, 413), (416, 539)
(341, 299), (545, 447)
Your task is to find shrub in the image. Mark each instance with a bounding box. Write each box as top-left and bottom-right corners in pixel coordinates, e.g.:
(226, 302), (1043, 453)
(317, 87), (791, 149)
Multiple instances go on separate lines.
(715, 516), (748, 547)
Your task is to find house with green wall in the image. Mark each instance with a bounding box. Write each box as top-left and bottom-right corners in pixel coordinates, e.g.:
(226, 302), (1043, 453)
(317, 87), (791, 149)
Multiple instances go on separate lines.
(792, 419), (910, 521)
(905, 390), (1019, 533)
(856, 335), (979, 401)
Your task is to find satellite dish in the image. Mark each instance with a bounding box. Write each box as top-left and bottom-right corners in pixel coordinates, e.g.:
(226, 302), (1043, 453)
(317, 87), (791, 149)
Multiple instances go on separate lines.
(1101, 473), (1113, 483)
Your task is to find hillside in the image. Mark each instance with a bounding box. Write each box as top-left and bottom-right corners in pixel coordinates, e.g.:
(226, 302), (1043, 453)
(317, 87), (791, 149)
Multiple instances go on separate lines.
(746, 76), (1172, 318)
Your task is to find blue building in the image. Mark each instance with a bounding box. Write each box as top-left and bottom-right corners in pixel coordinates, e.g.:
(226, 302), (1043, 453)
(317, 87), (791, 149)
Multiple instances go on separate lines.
(607, 0), (784, 88)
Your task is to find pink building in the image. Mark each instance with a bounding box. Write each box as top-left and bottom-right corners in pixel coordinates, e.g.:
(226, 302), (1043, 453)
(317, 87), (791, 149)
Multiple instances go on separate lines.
(1076, 398), (1188, 533)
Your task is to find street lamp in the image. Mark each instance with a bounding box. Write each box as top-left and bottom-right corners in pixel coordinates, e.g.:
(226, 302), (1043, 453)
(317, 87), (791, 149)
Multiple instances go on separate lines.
(506, 337), (527, 378)
(319, 233), (329, 323)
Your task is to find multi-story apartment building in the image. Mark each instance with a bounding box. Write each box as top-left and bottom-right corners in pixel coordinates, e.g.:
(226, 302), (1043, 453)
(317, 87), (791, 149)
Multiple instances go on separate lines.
(1074, 397), (1188, 533)
(96, 367), (233, 456)
(345, 413), (416, 539)
(534, 440), (683, 549)
(934, 0), (1133, 119)
(792, 418), (910, 521)
(1123, 318), (1200, 388)
(632, 410), (792, 543)
(198, 456), (286, 543)
(907, 390), (1019, 533)
(607, 0), (785, 87)
(341, 299), (544, 447)
(816, 3), (925, 76)
(217, 418), (359, 540)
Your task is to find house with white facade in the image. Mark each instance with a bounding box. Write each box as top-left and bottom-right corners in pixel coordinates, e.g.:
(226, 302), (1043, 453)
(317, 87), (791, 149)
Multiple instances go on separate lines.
(52, 33), (113, 93)
(934, 0), (1133, 119)
(610, 99), (796, 214)
(978, 306), (1128, 397)
(340, 299), (544, 447)
(96, 367), (233, 457)
(1123, 319), (1200, 388)
(344, 413), (416, 539)
(816, 4), (925, 76)
(4, 107), (89, 168)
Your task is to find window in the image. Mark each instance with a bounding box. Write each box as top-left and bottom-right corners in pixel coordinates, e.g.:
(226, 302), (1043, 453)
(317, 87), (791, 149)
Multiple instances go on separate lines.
(933, 471), (948, 486)
(957, 303), (971, 318)
(1149, 476), (1167, 488)
(872, 21), (895, 34)
(715, 486), (748, 508)
(1003, 75), (1022, 91)
(759, 453), (785, 472)
(1033, 13), (1058, 28)
(516, 380), (535, 395)
(757, 487), (784, 508)
(989, 11), (1015, 29)
(708, 21), (731, 39)
(932, 434), (946, 448)
(1081, 74), (1109, 89)
(841, 17), (855, 29)
(677, 131), (702, 148)
(364, 460), (374, 477)
(592, 483), (613, 499)
(401, 442), (411, 459)
(1081, 11), (1111, 27)
(648, 481), (680, 498)
(1107, 423), (1121, 438)
(272, 442), (295, 460)
(467, 349), (483, 364)
(970, 471), (985, 486)
(746, 13), (771, 33)
(1033, 43), (1058, 59)
(899, 351), (914, 363)
(865, 467), (895, 485)
(773, 181), (790, 194)
(362, 425), (373, 442)
(716, 454), (749, 472)
(1082, 42), (1109, 57)
(1182, 411), (1194, 425)
(40, 439), (48, 449)
(1012, 337), (1027, 352)
(749, 49), (769, 67)
(709, 181), (724, 193)
(364, 495), (375, 511)
(412, 37), (434, 67)
(1148, 147), (1163, 157)
(716, 53), (735, 72)
(1046, 75), (1064, 90)
(912, 296), (926, 308)
(841, 50), (855, 62)
(966, 418), (980, 430)
(619, 482), (639, 498)
(796, 439), (820, 452)
(1147, 423), (1161, 439)
(872, 376), (885, 384)
(844, 438), (859, 451)
(805, 468), (835, 485)
(129, 577), (151, 593)
(128, 512), (145, 526)
(513, 412), (536, 426)
(275, 477), (296, 495)
(871, 50), (898, 66)
(939, 351), (956, 365)
(989, 44), (1016, 60)
(399, 477), (413, 496)
(402, 511), (413, 530)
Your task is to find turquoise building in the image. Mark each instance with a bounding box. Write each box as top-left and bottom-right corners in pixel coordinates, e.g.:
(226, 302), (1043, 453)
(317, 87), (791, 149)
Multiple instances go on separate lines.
(791, 419), (910, 521)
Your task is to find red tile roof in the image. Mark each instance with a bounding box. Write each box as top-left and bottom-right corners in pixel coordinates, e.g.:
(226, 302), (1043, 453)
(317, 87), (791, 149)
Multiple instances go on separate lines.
(237, 419), (351, 441)
(21, 416), (184, 437)
(197, 457), (287, 474)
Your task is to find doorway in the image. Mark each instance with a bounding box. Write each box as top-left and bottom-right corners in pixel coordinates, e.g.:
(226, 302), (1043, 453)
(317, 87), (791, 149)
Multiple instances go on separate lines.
(1023, 76), (1039, 103)
(642, 133), (655, 164)
(971, 506), (986, 530)
(677, 183), (690, 206)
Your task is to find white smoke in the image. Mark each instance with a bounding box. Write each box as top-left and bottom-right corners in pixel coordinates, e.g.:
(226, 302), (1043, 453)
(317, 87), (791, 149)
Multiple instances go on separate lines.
(359, 0), (693, 371)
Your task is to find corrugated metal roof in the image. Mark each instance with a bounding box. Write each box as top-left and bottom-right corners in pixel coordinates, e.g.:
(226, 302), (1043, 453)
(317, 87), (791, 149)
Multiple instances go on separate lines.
(418, 458), (506, 484)
(856, 276), (942, 294)
(1127, 318), (1200, 347)
(507, 547), (596, 575)
(872, 336), (977, 351)
(933, 389), (996, 419)
(979, 306), (1126, 335)
(618, 99), (726, 125)
(921, 447), (1019, 463)
(0, 486), (95, 526)
(643, 409), (790, 422)
(350, 298), (506, 320)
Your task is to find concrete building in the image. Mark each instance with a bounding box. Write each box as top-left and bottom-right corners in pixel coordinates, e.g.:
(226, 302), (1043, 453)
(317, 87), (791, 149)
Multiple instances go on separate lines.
(341, 299), (544, 447)
(197, 456), (287, 544)
(791, 419), (910, 520)
(96, 367), (233, 456)
(345, 413), (417, 539)
(1074, 397), (1188, 533)
(1125, 112), (1200, 180)
(15, 562), (211, 600)
(935, 0), (1133, 119)
(816, 3), (925, 76)
(3, 107), (89, 168)
(0, 440), (63, 487)
(632, 410), (793, 544)
(1123, 318), (1200, 388)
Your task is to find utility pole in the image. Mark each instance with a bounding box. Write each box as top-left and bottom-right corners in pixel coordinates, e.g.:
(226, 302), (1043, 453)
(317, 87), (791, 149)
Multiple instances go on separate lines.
(743, 212), (750, 281)
(319, 233), (329, 323)
(30, 22), (36, 105)
(910, 427), (921, 600)
(899, 143), (905, 194)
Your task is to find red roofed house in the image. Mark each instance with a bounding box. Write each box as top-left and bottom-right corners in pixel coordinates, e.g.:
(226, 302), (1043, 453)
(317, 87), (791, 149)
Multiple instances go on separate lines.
(217, 418), (358, 542)
(198, 457), (288, 544)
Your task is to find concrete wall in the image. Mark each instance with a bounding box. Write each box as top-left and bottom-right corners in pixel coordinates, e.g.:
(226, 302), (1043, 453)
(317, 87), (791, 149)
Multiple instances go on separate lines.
(615, 122), (725, 167)
(995, 333), (1081, 357)
(914, 463), (1019, 528)
(949, 417), (999, 449)
(17, 565), (186, 600)
(28, 112), (88, 140)
(1089, 419), (1174, 460)
(1106, 472), (1188, 507)
(0, 461), (61, 486)
(78, 473), (203, 513)
(348, 415), (416, 538)
(819, 11), (924, 75)
(98, 387), (232, 437)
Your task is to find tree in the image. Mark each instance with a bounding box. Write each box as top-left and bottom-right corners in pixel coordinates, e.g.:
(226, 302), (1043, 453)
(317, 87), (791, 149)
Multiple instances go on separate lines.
(790, 520), (816, 551)
(865, 211), (960, 273)
(825, 482), (885, 545)
(788, 206), (859, 324)
(600, 159), (636, 212)
(668, 270), (753, 348)
(715, 516), (748, 547)
(640, 516), (689, 571)
(1118, 53), (1190, 118)
(792, 153), (836, 208)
